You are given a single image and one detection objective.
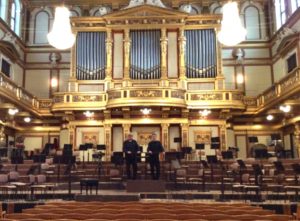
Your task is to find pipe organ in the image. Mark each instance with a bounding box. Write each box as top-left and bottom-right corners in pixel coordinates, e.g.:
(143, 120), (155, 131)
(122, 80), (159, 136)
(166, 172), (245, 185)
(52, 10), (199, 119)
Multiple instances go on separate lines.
(185, 29), (217, 78)
(76, 32), (107, 80)
(130, 30), (161, 80)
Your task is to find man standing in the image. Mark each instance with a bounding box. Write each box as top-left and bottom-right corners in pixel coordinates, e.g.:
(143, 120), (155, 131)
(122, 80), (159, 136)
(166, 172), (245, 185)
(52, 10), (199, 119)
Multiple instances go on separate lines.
(123, 133), (139, 180)
(147, 132), (164, 180)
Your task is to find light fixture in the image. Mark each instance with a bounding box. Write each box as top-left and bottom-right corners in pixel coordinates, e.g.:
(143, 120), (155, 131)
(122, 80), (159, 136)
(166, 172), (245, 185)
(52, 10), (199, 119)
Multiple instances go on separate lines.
(236, 74), (244, 84)
(51, 78), (58, 87)
(266, 114), (274, 121)
(47, 6), (75, 50)
(24, 117), (31, 123)
(217, 2), (247, 46)
(279, 105), (291, 113)
(83, 111), (94, 118)
(140, 108), (152, 115)
(8, 108), (19, 116)
(199, 109), (211, 117)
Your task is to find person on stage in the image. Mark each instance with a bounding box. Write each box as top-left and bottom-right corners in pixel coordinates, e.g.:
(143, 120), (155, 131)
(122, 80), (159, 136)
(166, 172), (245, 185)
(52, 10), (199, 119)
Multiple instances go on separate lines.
(147, 132), (164, 180)
(123, 132), (140, 180)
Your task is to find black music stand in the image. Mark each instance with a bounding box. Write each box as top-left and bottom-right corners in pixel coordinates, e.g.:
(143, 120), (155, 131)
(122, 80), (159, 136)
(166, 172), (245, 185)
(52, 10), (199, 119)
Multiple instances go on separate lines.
(292, 163), (300, 185)
(221, 151), (233, 160)
(96, 144), (106, 179)
(111, 152), (124, 166)
(174, 137), (182, 150)
(84, 143), (93, 162)
(11, 148), (24, 171)
(237, 159), (247, 184)
(196, 143), (205, 161)
(33, 154), (46, 173)
(79, 144), (88, 169)
(248, 136), (258, 143)
(252, 164), (264, 186)
(211, 137), (220, 156)
(207, 155), (218, 182)
(255, 149), (268, 159)
(181, 147), (192, 161)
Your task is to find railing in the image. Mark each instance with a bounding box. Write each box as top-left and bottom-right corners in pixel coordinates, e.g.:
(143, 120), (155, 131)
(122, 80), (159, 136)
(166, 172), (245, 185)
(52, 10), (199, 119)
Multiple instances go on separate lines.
(52, 92), (107, 111)
(107, 87), (186, 108)
(0, 72), (39, 110)
(186, 90), (245, 109)
(257, 68), (300, 109)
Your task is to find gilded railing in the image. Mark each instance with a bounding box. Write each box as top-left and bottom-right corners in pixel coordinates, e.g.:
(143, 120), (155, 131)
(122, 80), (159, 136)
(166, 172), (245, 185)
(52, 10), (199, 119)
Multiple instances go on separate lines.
(257, 68), (300, 109)
(186, 90), (245, 109)
(0, 72), (39, 110)
(52, 92), (107, 111)
(107, 87), (186, 108)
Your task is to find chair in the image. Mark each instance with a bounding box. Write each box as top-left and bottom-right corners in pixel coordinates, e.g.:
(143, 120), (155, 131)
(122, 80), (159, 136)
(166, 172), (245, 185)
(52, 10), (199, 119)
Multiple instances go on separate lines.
(0, 174), (16, 198)
(175, 168), (187, 189)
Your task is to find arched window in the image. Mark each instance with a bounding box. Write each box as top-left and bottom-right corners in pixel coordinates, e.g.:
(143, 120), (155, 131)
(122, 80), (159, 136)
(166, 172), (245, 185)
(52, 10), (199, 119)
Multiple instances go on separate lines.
(70, 10), (79, 17)
(10, 0), (21, 35)
(244, 6), (261, 40)
(275, 0), (286, 30)
(34, 11), (49, 44)
(213, 6), (222, 14)
(0, 0), (7, 20)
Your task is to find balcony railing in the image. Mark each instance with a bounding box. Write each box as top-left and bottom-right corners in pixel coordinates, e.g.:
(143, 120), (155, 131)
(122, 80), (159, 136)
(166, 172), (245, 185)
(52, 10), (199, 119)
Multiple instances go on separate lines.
(107, 87), (186, 108)
(0, 72), (39, 111)
(257, 68), (300, 111)
(186, 90), (245, 109)
(52, 92), (107, 111)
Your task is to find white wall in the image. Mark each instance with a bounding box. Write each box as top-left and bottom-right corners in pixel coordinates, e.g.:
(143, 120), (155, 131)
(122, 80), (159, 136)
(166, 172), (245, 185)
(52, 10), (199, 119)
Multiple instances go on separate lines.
(169, 125), (180, 150)
(236, 135), (247, 159)
(59, 69), (70, 92)
(12, 63), (23, 86)
(113, 33), (123, 79)
(25, 70), (50, 98)
(245, 66), (272, 96)
(167, 32), (178, 78)
(226, 129), (235, 148)
(223, 66), (235, 90)
(59, 129), (70, 149)
(112, 126), (123, 152)
(24, 137), (43, 151)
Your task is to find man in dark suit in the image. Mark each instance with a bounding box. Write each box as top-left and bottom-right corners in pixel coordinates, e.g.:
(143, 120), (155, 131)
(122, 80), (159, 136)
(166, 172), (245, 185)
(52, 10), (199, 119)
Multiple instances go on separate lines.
(147, 132), (164, 180)
(123, 133), (139, 180)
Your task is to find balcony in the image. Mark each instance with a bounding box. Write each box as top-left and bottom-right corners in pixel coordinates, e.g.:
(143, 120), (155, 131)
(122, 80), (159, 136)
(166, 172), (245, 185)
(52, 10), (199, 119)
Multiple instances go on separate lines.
(51, 92), (107, 111)
(0, 73), (41, 115)
(256, 68), (300, 113)
(106, 87), (186, 108)
(186, 90), (245, 109)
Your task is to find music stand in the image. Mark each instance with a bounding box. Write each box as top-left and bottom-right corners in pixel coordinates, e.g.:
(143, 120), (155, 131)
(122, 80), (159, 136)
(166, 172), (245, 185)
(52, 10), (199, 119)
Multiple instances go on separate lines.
(63, 144), (73, 156)
(11, 149), (24, 171)
(181, 147), (192, 161)
(221, 151), (233, 160)
(207, 155), (218, 181)
(237, 159), (247, 184)
(111, 152), (124, 166)
(79, 144), (88, 168)
(252, 164), (263, 186)
(211, 137), (220, 156)
(96, 144), (105, 179)
(271, 134), (281, 141)
(196, 143), (205, 161)
(255, 149), (268, 159)
(248, 136), (258, 143)
(174, 137), (182, 150)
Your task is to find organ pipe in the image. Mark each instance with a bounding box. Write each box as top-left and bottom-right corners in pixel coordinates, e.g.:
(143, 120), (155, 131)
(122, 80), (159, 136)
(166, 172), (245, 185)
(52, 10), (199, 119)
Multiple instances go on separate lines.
(185, 29), (217, 78)
(76, 32), (107, 80)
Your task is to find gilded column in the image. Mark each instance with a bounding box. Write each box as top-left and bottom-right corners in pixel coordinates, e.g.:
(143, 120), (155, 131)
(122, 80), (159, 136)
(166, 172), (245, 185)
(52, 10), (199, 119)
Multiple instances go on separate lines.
(104, 124), (112, 161)
(294, 123), (300, 157)
(180, 123), (189, 148)
(178, 28), (186, 81)
(219, 124), (227, 151)
(161, 123), (169, 151)
(215, 28), (225, 90)
(69, 32), (78, 92)
(122, 124), (131, 140)
(105, 29), (113, 80)
(160, 28), (168, 80)
(124, 29), (131, 80)
(69, 125), (75, 147)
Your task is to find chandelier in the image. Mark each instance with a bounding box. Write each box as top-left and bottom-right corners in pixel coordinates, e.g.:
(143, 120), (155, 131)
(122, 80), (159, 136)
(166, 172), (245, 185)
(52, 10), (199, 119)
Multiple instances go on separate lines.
(217, 2), (247, 46)
(47, 7), (75, 50)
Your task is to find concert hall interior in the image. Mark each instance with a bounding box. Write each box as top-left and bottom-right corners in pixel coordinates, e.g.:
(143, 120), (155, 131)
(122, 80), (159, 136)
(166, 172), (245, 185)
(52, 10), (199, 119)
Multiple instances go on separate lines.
(1, 0), (300, 220)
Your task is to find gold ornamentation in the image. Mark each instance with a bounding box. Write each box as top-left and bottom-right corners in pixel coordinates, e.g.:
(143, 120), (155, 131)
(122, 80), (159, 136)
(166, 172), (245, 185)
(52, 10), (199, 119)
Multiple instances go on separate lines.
(191, 93), (222, 101)
(130, 90), (162, 97)
(194, 130), (211, 144)
(73, 95), (103, 102)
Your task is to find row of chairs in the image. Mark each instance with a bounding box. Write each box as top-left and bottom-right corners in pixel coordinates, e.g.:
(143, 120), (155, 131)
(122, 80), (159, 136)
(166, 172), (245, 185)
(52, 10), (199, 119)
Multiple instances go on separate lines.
(3, 202), (295, 221)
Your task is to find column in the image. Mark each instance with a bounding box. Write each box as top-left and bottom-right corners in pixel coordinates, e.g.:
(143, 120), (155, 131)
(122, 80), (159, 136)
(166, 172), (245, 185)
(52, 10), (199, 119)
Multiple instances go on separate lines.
(123, 29), (131, 80)
(160, 28), (168, 80)
(215, 28), (224, 90)
(178, 28), (186, 81)
(294, 123), (300, 157)
(122, 124), (131, 140)
(69, 125), (75, 148)
(104, 124), (112, 161)
(105, 29), (113, 80)
(69, 32), (78, 92)
(219, 124), (227, 151)
(180, 123), (189, 148)
(161, 123), (169, 151)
